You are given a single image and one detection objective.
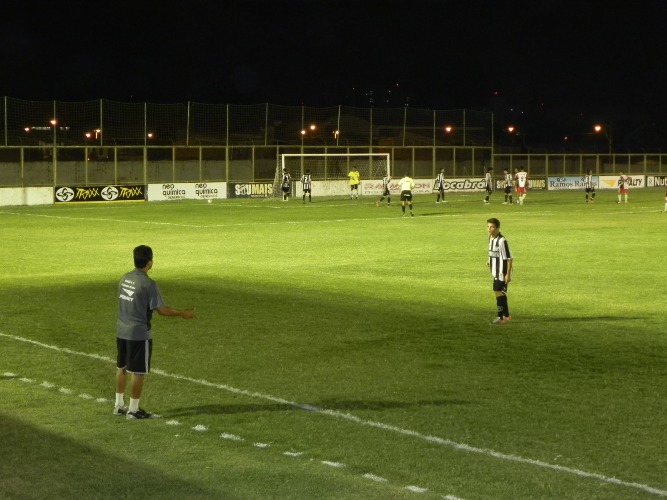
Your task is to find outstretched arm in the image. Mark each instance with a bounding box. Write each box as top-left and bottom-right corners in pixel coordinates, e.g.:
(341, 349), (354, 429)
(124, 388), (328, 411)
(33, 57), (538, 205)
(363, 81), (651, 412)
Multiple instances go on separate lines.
(156, 306), (196, 319)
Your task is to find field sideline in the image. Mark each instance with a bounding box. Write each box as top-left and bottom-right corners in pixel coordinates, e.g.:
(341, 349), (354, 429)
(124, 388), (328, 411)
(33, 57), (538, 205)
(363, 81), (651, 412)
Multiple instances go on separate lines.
(1, 189), (665, 499)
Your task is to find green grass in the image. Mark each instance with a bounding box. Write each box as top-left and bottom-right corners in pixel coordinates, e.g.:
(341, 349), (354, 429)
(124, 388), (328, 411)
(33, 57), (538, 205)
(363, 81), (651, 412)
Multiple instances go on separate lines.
(1, 189), (666, 499)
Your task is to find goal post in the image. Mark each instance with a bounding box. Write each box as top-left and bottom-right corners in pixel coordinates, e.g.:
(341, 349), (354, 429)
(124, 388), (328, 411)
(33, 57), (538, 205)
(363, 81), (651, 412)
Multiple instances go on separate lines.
(275, 153), (391, 197)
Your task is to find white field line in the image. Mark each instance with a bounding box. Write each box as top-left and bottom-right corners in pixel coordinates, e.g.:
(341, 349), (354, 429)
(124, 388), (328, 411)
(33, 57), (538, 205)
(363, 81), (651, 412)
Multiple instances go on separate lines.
(1, 331), (665, 497)
(0, 210), (461, 229)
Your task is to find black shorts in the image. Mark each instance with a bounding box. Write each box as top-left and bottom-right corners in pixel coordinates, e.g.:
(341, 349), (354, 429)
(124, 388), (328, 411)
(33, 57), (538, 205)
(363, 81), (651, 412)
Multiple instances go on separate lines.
(493, 279), (508, 294)
(117, 338), (152, 374)
(585, 187), (595, 193)
(504, 186), (511, 194)
(303, 188), (311, 193)
(350, 184), (359, 191)
(282, 186), (290, 193)
(436, 186), (445, 193)
(383, 187), (390, 196)
(400, 190), (412, 201)
(486, 186), (493, 194)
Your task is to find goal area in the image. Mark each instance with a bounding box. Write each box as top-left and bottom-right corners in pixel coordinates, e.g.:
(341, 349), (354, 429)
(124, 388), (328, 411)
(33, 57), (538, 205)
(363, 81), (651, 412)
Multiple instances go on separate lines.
(275, 153), (390, 195)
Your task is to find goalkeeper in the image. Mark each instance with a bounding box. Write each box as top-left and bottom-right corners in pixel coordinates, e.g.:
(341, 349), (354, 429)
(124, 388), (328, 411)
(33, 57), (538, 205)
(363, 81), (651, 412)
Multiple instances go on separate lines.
(348, 166), (360, 199)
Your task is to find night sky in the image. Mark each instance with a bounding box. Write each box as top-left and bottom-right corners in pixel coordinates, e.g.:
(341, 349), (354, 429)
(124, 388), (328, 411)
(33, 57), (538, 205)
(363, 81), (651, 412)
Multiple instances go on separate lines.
(2, 1), (666, 147)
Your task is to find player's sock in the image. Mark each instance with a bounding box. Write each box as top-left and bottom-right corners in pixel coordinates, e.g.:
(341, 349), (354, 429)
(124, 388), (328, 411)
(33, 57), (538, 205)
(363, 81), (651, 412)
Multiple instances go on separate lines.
(500, 295), (510, 318)
(387, 197), (390, 205)
(129, 398), (140, 413)
(115, 393), (124, 407)
(496, 297), (503, 318)
(402, 205), (405, 214)
(509, 196), (513, 204)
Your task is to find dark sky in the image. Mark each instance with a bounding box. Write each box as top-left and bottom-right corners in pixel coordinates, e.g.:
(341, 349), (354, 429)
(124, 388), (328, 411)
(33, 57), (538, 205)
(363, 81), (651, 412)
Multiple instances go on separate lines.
(2, 1), (667, 145)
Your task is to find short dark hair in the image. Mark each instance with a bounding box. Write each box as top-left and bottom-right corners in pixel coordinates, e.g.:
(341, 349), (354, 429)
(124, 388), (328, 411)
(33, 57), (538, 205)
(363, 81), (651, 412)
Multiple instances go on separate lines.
(487, 217), (500, 228)
(133, 245), (153, 268)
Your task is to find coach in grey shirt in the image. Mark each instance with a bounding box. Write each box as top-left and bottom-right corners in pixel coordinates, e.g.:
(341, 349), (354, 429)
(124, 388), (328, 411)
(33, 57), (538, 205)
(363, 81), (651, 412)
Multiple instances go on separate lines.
(114, 245), (196, 419)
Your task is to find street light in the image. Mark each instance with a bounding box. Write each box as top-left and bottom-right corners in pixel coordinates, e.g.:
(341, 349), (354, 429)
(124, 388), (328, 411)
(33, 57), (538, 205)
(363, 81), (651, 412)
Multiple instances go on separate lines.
(593, 124), (612, 154)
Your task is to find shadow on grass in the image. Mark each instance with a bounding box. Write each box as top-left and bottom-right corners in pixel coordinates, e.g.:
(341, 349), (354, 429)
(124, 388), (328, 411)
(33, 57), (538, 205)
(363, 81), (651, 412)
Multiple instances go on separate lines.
(517, 316), (647, 322)
(167, 398), (471, 417)
(0, 412), (215, 499)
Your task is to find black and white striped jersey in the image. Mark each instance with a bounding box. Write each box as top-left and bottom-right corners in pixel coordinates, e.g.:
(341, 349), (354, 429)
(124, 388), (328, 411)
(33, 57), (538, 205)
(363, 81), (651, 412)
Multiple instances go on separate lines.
(301, 174), (311, 190)
(435, 173), (445, 189)
(583, 174), (594, 189)
(488, 233), (512, 280)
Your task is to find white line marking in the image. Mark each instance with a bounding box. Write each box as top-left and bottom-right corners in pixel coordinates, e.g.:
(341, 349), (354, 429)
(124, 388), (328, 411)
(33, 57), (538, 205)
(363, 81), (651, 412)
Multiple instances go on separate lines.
(363, 473), (388, 483)
(1, 331), (665, 497)
(253, 442), (270, 448)
(193, 425), (208, 432)
(321, 460), (345, 468)
(406, 485), (428, 493)
(220, 432), (244, 442)
(166, 420), (182, 426)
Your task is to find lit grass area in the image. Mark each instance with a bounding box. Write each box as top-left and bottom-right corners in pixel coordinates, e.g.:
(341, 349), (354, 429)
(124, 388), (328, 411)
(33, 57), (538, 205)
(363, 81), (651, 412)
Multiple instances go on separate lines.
(1, 188), (666, 499)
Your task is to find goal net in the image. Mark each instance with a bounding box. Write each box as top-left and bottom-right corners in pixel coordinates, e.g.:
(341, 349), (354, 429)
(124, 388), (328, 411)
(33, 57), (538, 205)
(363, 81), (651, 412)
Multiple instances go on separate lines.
(274, 153), (390, 197)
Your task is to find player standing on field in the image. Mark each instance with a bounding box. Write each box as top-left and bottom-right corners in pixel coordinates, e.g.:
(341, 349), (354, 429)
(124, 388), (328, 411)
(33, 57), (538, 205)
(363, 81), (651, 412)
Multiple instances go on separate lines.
(115, 245), (196, 419)
(484, 167), (493, 204)
(514, 166), (528, 205)
(348, 166), (360, 199)
(376, 173), (392, 206)
(502, 169), (513, 205)
(399, 172), (415, 217)
(583, 169), (596, 203)
(281, 169), (291, 201)
(617, 171), (630, 203)
(434, 168), (447, 203)
(301, 169), (312, 203)
(486, 218), (513, 325)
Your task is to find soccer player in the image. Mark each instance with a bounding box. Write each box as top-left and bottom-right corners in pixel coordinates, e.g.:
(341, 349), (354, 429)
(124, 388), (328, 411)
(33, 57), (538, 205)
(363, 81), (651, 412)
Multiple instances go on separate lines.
(281, 169), (291, 201)
(376, 173), (392, 206)
(115, 245), (196, 419)
(617, 171), (630, 203)
(483, 167), (493, 204)
(301, 169), (312, 203)
(399, 172), (415, 217)
(434, 168), (447, 203)
(486, 218), (513, 325)
(502, 168), (513, 205)
(348, 166), (361, 199)
(514, 166), (528, 205)
(584, 169), (596, 203)
(664, 183), (667, 212)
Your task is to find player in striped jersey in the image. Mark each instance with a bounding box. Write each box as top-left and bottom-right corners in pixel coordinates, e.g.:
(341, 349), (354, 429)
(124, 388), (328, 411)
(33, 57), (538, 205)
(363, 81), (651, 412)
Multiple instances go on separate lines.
(301, 169), (312, 203)
(502, 169), (513, 205)
(434, 168), (446, 203)
(376, 174), (392, 206)
(583, 169), (596, 203)
(281, 169), (291, 201)
(483, 167), (493, 204)
(487, 218), (513, 325)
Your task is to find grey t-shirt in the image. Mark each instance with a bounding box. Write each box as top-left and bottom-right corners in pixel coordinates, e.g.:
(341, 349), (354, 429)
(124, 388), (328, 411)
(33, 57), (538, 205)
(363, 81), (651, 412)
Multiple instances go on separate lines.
(116, 268), (165, 340)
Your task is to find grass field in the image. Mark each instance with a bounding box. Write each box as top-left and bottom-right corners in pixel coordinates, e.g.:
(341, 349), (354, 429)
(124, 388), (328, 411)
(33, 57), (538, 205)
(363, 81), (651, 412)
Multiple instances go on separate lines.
(1, 188), (666, 499)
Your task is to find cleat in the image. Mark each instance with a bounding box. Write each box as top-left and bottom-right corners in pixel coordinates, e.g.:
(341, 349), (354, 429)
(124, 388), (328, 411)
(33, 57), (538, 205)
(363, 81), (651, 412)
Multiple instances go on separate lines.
(502, 202), (508, 204)
(113, 406), (128, 416)
(492, 317), (506, 325)
(402, 213), (405, 217)
(126, 408), (160, 420)
(503, 316), (512, 322)
(410, 212), (414, 217)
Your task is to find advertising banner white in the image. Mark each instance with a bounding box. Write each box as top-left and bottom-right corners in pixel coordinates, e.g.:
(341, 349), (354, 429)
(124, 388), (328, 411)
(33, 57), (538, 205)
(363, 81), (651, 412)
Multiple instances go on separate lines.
(147, 182), (226, 201)
(547, 176), (598, 191)
(598, 175), (645, 190)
